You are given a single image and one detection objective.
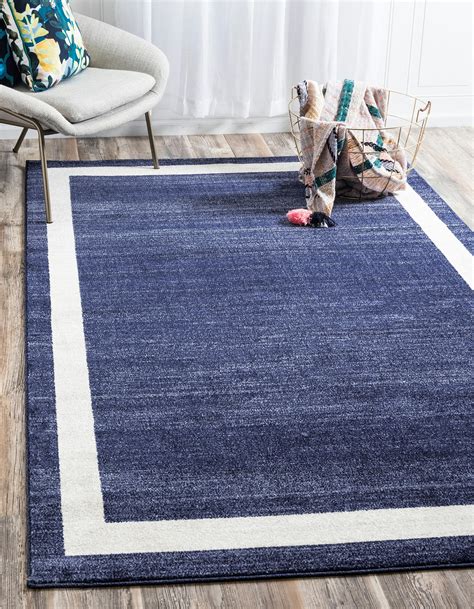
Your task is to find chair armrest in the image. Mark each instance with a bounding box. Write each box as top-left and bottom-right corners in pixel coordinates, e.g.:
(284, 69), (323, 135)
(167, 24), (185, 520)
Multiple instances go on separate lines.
(76, 14), (169, 101)
(0, 85), (71, 132)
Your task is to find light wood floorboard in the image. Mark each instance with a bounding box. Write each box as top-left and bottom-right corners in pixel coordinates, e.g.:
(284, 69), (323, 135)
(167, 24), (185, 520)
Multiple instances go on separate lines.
(0, 129), (472, 609)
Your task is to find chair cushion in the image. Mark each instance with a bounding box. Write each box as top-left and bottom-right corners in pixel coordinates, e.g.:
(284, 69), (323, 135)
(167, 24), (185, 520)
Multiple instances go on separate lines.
(18, 67), (156, 123)
(0, 16), (20, 87)
(1, 0), (90, 92)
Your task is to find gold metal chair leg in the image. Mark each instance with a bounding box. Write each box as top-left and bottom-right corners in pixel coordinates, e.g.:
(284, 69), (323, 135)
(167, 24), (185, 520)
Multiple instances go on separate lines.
(35, 123), (52, 224)
(13, 127), (28, 153)
(145, 111), (159, 169)
(0, 107), (53, 223)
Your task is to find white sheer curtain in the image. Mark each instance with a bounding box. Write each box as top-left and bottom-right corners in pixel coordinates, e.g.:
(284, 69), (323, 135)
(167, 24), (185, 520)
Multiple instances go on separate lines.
(100, 0), (390, 121)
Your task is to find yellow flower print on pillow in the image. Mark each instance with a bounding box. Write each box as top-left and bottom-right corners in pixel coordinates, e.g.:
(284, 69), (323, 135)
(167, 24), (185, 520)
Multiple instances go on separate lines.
(2, 0), (90, 91)
(35, 38), (62, 79)
(13, 5), (49, 45)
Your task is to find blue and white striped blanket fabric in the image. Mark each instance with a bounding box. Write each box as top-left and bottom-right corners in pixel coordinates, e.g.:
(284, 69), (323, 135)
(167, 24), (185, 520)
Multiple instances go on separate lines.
(26, 158), (473, 586)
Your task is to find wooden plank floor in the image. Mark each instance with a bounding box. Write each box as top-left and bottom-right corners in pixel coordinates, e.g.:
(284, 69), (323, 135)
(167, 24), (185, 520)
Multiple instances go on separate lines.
(0, 129), (472, 609)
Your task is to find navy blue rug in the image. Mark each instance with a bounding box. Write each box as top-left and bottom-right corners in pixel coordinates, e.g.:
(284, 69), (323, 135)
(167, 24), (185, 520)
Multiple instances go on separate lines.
(26, 157), (473, 587)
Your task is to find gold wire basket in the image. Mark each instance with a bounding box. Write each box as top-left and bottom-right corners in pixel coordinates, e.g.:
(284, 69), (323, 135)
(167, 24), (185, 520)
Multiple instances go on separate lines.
(289, 87), (432, 199)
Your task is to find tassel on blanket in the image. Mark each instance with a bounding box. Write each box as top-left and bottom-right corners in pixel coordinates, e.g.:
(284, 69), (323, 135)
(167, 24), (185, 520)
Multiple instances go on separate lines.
(287, 208), (336, 228)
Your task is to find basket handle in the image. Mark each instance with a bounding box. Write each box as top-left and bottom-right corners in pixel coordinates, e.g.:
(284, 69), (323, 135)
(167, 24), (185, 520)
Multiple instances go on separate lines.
(416, 100), (431, 123)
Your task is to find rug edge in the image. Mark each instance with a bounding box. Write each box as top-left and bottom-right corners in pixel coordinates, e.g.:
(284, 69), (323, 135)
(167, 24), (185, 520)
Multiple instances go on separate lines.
(27, 560), (474, 588)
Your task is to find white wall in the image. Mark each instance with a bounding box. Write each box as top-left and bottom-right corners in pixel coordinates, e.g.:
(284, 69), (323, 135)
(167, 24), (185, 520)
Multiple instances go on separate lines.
(1, 0), (472, 138)
(384, 0), (472, 126)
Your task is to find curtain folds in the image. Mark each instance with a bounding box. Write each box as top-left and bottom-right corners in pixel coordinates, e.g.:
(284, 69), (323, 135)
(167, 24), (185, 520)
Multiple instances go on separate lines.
(100, 1), (390, 121)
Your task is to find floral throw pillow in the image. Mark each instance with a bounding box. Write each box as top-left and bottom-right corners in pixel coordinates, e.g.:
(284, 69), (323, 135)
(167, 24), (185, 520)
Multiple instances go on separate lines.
(1, 0), (90, 92)
(0, 16), (20, 86)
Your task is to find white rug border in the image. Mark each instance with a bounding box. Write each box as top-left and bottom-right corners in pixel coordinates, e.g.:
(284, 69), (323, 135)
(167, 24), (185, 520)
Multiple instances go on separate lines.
(45, 162), (473, 556)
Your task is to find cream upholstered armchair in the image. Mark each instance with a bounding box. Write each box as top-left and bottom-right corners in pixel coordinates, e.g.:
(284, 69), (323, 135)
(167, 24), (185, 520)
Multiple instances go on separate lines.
(0, 14), (169, 223)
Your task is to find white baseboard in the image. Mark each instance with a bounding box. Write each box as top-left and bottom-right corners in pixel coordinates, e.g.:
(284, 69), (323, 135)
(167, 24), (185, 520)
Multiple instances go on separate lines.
(422, 115), (473, 127)
(111, 116), (293, 137)
(0, 116), (291, 140)
(0, 112), (470, 140)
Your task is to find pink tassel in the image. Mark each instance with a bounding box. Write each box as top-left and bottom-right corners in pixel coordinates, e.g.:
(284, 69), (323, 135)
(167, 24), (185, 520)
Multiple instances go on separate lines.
(287, 208), (313, 226)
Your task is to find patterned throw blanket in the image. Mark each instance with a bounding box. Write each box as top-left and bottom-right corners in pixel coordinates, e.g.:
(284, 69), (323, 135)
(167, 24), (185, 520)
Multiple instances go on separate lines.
(297, 79), (407, 224)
